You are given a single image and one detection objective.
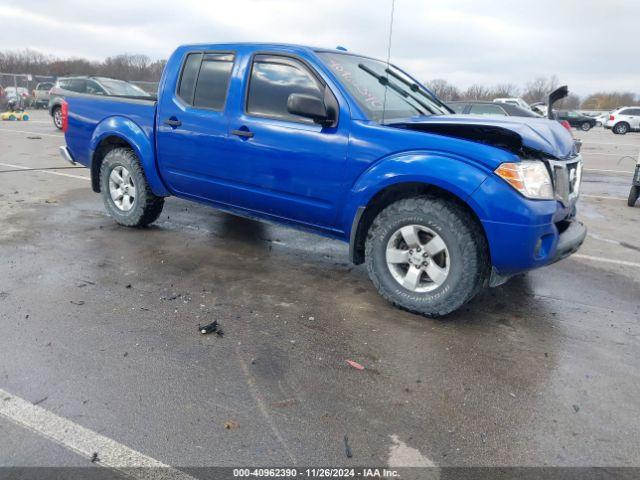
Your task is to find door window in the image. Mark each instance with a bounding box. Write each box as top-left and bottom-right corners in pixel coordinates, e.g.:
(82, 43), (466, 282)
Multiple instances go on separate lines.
(193, 54), (234, 110)
(66, 79), (86, 93)
(177, 52), (234, 110)
(86, 80), (106, 95)
(469, 104), (507, 116)
(246, 55), (324, 123)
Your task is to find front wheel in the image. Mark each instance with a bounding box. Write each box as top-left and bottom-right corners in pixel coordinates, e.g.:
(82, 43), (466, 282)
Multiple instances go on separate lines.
(580, 122), (592, 131)
(100, 147), (164, 227)
(629, 186), (640, 207)
(365, 196), (489, 317)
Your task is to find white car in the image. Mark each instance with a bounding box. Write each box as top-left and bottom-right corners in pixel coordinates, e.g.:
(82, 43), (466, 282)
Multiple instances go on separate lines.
(494, 97), (533, 111)
(604, 106), (640, 134)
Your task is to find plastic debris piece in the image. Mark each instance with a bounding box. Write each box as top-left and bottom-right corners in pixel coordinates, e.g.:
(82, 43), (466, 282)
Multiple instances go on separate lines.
(199, 320), (224, 337)
(344, 435), (352, 458)
(346, 360), (364, 370)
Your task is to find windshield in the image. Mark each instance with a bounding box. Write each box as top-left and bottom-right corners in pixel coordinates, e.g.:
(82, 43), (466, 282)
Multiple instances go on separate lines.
(317, 52), (450, 122)
(98, 79), (150, 97)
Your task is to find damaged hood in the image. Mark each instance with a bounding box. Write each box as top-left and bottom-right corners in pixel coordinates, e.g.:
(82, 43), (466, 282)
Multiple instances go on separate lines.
(388, 114), (578, 159)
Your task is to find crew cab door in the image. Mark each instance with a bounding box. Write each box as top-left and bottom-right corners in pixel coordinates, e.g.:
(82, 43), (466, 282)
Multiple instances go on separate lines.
(156, 52), (235, 203)
(224, 53), (349, 229)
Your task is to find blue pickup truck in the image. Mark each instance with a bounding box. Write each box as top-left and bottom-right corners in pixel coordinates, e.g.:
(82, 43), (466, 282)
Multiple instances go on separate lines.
(60, 43), (586, 317)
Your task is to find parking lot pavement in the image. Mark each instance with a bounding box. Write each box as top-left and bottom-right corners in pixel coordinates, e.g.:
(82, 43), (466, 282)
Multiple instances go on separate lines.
(1, 111), (639, 475)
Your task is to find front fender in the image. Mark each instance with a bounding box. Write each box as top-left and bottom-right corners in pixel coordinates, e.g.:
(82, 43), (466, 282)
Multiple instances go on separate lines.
(342, 151), (490, 234)
(90, 116), (169, 196)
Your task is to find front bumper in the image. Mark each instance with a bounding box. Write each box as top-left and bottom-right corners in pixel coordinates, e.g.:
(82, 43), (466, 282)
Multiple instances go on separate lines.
(549, 219), (587, 264)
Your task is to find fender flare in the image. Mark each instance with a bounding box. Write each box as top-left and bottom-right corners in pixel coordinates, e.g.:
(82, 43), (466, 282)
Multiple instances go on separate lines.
(343, 151), (491, 263)
(89, 116), (170, 197)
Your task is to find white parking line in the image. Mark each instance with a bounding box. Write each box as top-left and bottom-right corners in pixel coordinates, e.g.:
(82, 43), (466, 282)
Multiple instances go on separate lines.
(573, 254), (640, 269)
(0, 162), (89, 181)
(584, 168), (635, 174)
(0, 388), (195, 479)
(581, 194), (627, 201)
(581, 152), (638, 158)
(582, 141), (640, 147)
(0, 128), (62, 138)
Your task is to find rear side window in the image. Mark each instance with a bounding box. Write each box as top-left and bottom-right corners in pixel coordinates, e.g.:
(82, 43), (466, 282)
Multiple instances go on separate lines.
(177, 53), (203, 104)
(246, 55), (323, 123)
(448, 103), (466, 114)
(469, 104), (506, 116)
(620, 108), (640, 116)
(193, 54), (234, 110)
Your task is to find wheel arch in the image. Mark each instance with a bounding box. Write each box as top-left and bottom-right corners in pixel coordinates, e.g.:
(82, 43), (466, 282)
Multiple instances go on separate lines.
(349, 181), (490, 265)
(89, 117), (169, 196)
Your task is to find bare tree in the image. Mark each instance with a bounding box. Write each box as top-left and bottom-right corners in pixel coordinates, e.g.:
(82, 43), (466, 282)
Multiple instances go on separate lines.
(522, 75), (559, 104)
(425, 79), (461, 101)
(581, 92), (637, 110)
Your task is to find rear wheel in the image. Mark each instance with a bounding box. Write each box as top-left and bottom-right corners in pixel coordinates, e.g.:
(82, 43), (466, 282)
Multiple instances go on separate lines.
(52, 106), (62, 129)
(629, 186), (640, 207)
(365, 196), (489, 317)
(99, 147), (164, 227)
(580, 121), (592, 131)
(613, 122), (629, 135)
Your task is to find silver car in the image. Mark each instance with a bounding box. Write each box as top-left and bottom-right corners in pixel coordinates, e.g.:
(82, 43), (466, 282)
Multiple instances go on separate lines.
(604, 106), (640, 134)
(33, 82), (55, 108)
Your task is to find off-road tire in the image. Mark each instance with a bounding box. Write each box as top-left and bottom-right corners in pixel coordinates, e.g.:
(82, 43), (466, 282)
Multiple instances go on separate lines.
(100, 147), (164, 227)
(365, 196), (489, 317)
(52, 106), (62, 129)
(613, 122), (629, 135)
(629, 186), (640, 207)
(580, 122), (592, 131)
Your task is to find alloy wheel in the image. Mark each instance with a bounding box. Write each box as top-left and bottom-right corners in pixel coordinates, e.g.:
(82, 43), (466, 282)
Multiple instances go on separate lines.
(385, 224), (450, 293)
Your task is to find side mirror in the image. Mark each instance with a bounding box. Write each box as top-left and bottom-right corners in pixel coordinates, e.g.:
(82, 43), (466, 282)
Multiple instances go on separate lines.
(287, 93), (330, 125)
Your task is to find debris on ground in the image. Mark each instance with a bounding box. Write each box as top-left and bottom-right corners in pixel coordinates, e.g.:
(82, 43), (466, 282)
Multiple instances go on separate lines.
(573, 404), (580, 413)
(44, 199), (57, 204)
(90, 452), (99, 463)
(199, 320), (224, 336)
(33, 396), (48, 406)
(125, 284), (132, 289)
(344, 435), (353, 458)
(346, 360), (364, 370)
(70, 300), (85, 306)
(223, 420), (238, 430)
(27, 136), (42, 140)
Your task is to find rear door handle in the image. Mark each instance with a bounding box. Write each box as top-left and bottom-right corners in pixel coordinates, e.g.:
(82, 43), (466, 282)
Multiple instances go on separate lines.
(164, 118), (182, 127)
(231, 129), (254, 138)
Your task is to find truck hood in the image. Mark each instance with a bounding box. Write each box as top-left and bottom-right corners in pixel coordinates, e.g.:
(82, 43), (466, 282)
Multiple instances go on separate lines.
(388, 114), (578, 159)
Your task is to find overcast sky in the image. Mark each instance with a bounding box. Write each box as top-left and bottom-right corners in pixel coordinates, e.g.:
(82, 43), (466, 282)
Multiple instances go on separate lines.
(0, 0), (637, 96)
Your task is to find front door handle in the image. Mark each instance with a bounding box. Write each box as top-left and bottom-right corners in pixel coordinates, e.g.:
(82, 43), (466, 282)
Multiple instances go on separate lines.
(164, 118), (182, 128)
(231, 129), (254, 138)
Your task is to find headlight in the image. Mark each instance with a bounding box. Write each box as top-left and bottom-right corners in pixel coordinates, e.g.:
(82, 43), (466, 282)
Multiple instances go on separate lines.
(495, 160), (554, 200)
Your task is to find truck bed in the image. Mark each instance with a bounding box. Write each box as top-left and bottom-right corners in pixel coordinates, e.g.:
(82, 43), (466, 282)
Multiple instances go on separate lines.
(65, 94), (157, 168)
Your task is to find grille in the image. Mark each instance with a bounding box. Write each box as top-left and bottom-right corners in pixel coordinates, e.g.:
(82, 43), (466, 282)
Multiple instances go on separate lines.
(548, 156), (582, 206)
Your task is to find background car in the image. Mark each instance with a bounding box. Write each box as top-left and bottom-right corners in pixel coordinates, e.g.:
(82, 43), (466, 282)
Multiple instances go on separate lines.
(554, 110), (597, 131)
(493, 97), (533, 110)
(48, 76), (151, 129)
(2, 86), (30, 108)
(594, 111), (611, 126)
(604, 106), (640, 135)
(447, 100), (542, 117)
(32, 82), (55, 109)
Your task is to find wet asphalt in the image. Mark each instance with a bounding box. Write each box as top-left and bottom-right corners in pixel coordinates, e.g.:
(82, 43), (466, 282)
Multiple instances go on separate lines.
(0, 111), (639, 474)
